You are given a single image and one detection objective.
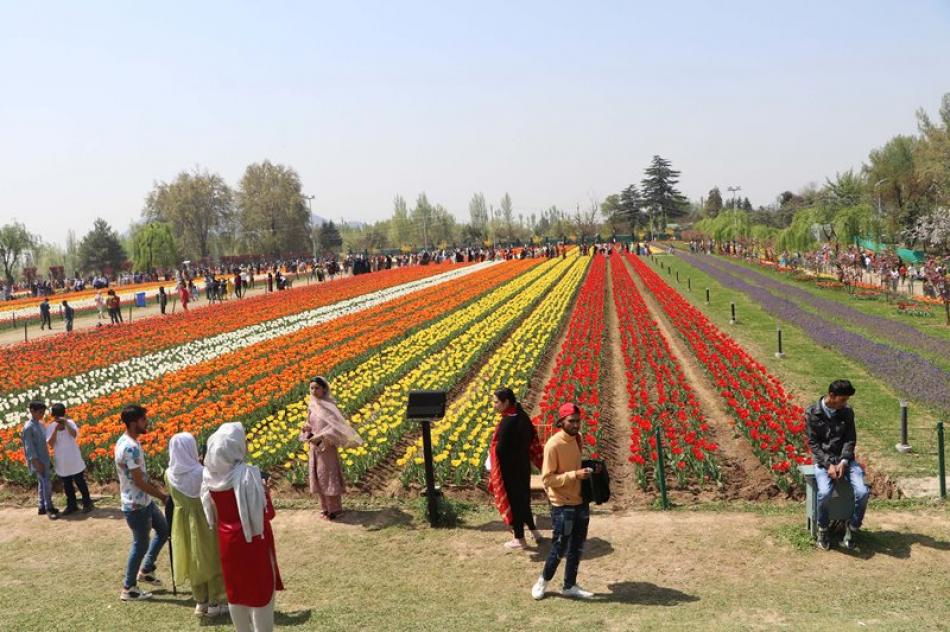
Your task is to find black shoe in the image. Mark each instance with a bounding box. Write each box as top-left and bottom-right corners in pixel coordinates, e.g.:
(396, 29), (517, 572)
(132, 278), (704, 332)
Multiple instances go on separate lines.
(816, 527), (831, 551)
(82, 502), (95, 514)
(842, 524), (859, 550)
(48, 511), (59, 521)
(38, 507), (46, 516)
(62, 505), (80, 516)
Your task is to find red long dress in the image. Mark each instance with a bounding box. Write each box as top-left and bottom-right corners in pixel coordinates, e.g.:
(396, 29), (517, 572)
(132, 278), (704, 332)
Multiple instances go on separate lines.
(210, 489), (284, 607)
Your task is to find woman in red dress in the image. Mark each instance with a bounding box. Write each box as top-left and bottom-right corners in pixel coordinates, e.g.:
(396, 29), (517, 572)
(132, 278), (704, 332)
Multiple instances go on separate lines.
(178, 282), (190, 312)
(201, 422), (283, 632)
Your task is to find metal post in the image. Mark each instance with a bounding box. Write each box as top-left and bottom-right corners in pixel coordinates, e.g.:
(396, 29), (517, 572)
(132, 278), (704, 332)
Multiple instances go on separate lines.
(937, 422), (946, 499)
(938, 421), (946, 499)
(676, 270), (680, 282)
(655, 425), (669, 510)
(705, 288), (710, 304)
(24, 321), (28, 342)
(128, 303), (133, 323)
(11, 312), (15, 327)
(730, 302), (736, 325)
(775, 326), (785, 359)
(687, 277), (691, 291)
(420, 419), (440, 526)
(896, 401), (912, 453)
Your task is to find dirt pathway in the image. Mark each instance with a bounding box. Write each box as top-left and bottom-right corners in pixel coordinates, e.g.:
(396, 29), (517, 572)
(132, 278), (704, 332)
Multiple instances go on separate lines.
(603, 257), (649, 509)
(618, 255), (780, 500)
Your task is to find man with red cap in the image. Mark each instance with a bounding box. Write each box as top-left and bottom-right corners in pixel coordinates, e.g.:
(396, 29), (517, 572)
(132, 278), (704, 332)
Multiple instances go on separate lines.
(532, 402), (595, 600)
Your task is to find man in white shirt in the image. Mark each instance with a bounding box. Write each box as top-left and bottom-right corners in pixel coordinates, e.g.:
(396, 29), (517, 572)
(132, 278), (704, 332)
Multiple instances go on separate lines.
(114, 404), (169, 601)
(46, 403), (94, 515)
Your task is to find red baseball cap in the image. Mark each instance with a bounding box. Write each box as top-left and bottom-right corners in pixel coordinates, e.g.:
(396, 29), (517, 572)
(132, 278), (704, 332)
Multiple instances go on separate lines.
(558, 402), (580, 420)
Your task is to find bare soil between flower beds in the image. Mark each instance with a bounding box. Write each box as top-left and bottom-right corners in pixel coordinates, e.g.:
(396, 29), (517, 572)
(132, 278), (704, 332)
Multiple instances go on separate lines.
(620, 254), (785, 503)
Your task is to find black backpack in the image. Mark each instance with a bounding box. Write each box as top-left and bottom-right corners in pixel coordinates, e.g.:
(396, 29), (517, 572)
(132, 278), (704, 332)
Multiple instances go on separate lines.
(581, 458), (610, 505)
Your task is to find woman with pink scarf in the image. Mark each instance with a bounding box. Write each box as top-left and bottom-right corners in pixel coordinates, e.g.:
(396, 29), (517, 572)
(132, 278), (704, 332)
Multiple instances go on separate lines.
(299, 376), (363, 520)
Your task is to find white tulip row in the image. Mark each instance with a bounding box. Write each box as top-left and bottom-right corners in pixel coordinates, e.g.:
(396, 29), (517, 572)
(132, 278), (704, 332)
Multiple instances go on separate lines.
(0, 262), (494, 428)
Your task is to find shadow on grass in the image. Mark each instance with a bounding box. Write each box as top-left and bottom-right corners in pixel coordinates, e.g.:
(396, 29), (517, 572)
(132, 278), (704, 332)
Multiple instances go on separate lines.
(334, 507), (413, 531)
(837, 530), (950, 560)
(276, 610), (313, 626)
(528, 537), (614, 563)
(544, 581), (699, 606)
(55, 506), (126, 521)
(598, 581), (700, 606)
(463, 513), (553, 533)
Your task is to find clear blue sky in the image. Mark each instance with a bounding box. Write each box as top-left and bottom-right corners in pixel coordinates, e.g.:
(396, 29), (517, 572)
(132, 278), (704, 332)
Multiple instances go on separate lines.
(1, 0), (948, 244)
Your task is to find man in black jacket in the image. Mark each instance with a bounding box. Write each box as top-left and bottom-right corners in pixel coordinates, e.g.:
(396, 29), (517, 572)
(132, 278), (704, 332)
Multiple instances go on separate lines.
(805, 380), (869, 550)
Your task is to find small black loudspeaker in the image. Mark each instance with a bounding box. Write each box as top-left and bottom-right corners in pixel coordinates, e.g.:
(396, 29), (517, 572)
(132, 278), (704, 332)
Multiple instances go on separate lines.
(406, 390), (447, 420)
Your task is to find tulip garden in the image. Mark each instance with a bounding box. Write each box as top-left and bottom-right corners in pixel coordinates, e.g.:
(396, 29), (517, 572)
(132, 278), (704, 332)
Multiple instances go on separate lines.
(7, 245), (928, 500)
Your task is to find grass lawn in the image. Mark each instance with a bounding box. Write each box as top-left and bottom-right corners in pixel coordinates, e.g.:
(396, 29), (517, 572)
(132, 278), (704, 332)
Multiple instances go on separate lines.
(1, 495), (948, 632)
(644, 255), (945, 480)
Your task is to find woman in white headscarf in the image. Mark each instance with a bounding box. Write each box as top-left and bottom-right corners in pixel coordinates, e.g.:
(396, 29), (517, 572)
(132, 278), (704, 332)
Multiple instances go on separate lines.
(299, 376), (363, 520)
(201, 423), (283, 632)
(165, 433), (226, 618)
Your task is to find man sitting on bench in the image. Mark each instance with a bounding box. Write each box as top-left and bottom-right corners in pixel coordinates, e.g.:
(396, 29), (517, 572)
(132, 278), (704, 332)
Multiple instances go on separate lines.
(806, 379), (870, 550)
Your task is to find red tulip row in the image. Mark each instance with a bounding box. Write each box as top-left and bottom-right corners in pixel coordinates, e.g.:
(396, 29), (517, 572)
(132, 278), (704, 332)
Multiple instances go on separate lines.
(626, 254), (809, 490)
(532, 255), (607, 449)
(611, 257), (720, 489)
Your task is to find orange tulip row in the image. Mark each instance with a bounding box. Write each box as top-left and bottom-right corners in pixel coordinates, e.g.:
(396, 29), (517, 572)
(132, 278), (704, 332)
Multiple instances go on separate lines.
(0, 260), (538, 480)
(0, 263), (460, 391)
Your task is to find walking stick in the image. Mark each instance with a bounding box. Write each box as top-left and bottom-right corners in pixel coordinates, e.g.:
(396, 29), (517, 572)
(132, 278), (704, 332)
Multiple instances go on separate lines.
(164, 495), (177, 596)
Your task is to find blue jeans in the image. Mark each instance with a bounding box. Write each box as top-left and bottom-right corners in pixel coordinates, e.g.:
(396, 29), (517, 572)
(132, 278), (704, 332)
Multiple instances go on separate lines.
(123, 502), (168, 589)
(542, 504), (590, 589)
(35, 470), (54, 511)
(815, 462), (869, 529)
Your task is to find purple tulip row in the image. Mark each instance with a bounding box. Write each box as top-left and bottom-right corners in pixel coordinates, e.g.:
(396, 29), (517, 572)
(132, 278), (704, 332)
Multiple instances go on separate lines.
(677, 252), (950, 412)
(700, 254), (950, 364)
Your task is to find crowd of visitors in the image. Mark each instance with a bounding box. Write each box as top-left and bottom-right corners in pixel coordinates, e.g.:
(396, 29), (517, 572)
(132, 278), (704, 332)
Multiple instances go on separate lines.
(686, 238), (948, 300)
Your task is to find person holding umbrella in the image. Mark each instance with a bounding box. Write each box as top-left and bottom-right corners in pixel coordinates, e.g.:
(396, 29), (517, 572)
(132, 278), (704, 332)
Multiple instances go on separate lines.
(165, 433), (227, 618)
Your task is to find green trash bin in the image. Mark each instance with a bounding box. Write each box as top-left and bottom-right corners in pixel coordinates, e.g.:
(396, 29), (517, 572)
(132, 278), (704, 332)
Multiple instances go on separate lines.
(799, 464), (855, 538)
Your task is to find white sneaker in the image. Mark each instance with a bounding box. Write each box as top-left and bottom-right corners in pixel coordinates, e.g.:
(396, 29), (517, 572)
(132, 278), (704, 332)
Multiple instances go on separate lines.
(562, 584), (594, 599)
(206, 603), (226, 617)
(531, 576), (548, 600)
(504, 538), (526, 550)
(194, 603), (209, 617)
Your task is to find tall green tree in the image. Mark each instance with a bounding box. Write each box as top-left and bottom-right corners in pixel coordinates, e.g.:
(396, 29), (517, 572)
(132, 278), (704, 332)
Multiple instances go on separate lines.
(499, 193), (514, 241)
(468, 193), (489, 241)
(237, 161), (310, 257)
(317, 220), (343, 255)
(640, 155), (688, 232)
(704, 187), (723, 218)
(411, 192), (434, 248)
(824, 170), (866, 209)
(144, 167), (233, 260)
(131, 222), (178, 272)
(601, 193), (624, 233)
(0, 221), (37, 285)
(389, 195), (412, 247)
(915, 93), (950, 209)
(864, 135), (928, 243)
(78, 218), (126, 275)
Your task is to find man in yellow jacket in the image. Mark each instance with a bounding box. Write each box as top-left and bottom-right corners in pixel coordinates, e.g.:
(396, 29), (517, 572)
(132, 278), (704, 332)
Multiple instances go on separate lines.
(532, 402), (595, 600)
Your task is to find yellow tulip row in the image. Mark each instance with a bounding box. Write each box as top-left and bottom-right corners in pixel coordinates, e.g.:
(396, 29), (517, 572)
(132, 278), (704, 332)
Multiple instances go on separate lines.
(242, 260), (552, 475)
(330, 254), (578, 481)
(244, 254), (571, 481)
(398, 254), (589, 485)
